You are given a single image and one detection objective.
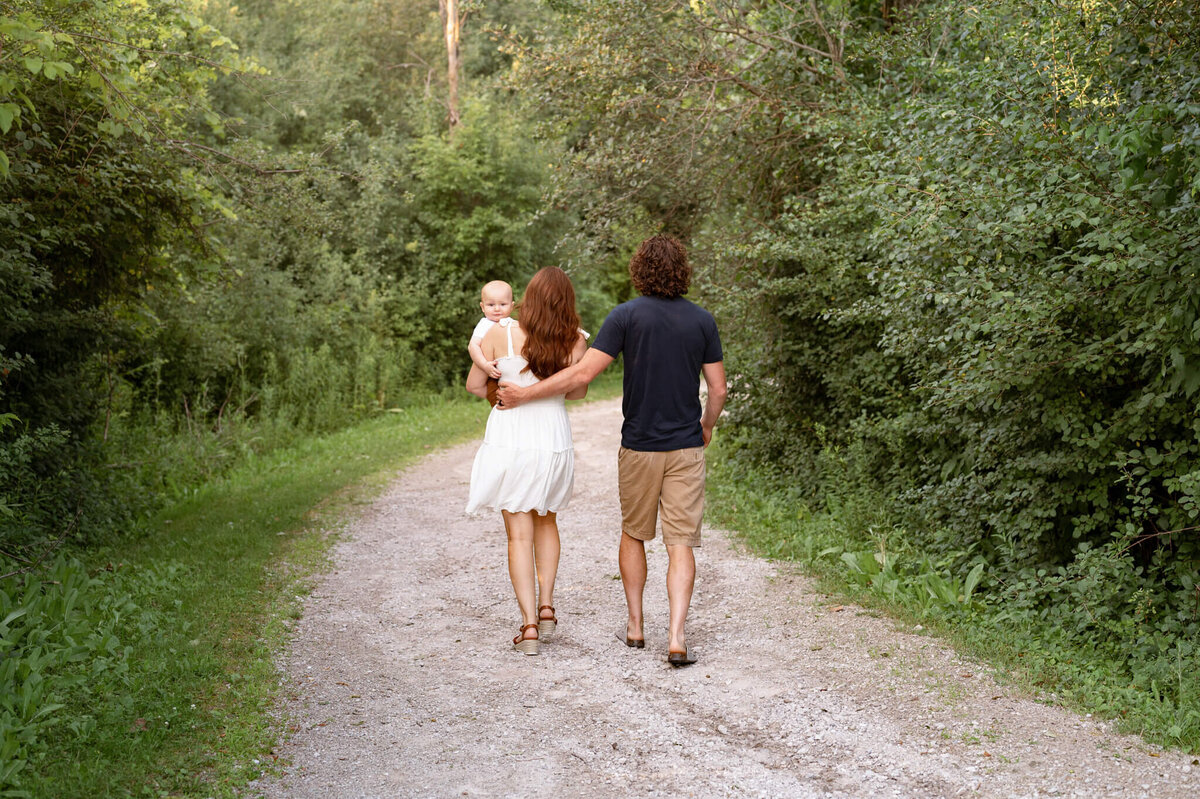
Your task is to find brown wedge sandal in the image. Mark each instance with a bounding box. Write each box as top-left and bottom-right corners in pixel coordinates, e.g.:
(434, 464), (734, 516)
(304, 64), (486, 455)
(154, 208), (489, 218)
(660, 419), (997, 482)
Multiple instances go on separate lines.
(537, 605), (557, 638)
(667, 646), (697, 667)
(513, 623), (539, 656)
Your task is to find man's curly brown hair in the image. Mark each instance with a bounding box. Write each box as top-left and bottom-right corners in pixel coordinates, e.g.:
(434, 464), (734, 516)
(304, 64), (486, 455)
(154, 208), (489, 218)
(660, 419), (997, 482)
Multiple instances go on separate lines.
(628, 234), (690, 298)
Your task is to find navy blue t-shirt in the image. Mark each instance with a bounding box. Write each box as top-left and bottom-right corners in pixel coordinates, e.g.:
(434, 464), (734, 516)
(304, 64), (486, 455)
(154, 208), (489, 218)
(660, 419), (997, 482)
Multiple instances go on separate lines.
(592, 296), (723, 451)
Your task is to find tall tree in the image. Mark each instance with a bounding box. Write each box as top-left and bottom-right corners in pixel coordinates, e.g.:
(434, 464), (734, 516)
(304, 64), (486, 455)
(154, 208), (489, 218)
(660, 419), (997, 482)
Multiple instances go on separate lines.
(440, 0), (463, 130)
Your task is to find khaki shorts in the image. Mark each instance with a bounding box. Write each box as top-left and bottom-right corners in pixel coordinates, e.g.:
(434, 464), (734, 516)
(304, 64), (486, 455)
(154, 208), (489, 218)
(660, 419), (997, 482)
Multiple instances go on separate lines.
(617, 446), (706, 547)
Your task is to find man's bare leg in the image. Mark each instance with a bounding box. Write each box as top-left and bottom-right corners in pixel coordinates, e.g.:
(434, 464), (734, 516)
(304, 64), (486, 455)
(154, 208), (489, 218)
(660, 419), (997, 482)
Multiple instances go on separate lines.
(618, 532), (647, 643)
(665, 544), (695, 654)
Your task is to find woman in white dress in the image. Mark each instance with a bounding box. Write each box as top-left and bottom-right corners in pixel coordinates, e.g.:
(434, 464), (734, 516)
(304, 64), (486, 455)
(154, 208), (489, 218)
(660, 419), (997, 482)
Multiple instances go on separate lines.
(465, 267), (589, 655)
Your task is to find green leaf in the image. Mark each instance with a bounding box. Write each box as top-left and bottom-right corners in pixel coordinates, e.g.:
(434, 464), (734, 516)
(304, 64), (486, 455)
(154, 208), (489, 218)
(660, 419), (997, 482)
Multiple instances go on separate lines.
(22, 56), (43, 75)
(963, 563), (985, 602)
(28, 702), (65, 722)
(42, 61), (74, 80)
(0, 104), (16, 134)
(97, 119), (125, 138)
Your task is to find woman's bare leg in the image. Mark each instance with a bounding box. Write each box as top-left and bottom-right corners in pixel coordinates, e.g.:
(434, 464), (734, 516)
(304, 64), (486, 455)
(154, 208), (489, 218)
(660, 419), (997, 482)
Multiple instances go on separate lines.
(502, 510), (538, 638)
(532, 512), (560, 617)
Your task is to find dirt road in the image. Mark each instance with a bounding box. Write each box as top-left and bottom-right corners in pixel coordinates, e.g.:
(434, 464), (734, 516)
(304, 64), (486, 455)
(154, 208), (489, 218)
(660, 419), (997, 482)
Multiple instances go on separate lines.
(254, 397), (1198, 798)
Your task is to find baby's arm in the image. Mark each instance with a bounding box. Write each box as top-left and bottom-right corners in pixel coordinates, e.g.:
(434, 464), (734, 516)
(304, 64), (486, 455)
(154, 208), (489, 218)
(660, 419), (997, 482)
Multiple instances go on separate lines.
(469, 338), (502, 379)
(466, 363), (490, 400)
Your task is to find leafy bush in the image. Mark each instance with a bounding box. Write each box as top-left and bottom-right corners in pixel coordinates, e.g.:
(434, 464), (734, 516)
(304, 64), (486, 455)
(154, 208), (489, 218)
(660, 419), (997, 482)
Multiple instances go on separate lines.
(704, 0), (1200, 746)
(0, 558), (144, 796)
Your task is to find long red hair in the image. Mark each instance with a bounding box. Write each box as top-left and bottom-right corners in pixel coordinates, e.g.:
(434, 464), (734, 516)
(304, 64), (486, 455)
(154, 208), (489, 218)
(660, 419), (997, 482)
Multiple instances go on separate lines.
(519, 267), (580, 380)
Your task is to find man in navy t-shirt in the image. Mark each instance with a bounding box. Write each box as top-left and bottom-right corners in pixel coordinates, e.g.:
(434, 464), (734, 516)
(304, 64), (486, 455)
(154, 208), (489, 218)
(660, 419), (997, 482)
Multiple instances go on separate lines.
(496, 234), (727, 666)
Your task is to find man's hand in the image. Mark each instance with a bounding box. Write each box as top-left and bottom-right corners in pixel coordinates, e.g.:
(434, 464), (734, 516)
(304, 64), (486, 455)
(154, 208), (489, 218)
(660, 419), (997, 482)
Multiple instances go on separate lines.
(495, 381), (526, 410)
(702, 425), (714, 447)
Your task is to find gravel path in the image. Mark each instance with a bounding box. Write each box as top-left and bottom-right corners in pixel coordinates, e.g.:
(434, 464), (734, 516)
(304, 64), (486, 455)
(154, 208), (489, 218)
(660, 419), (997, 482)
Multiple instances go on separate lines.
(253, 397), (1199, 798)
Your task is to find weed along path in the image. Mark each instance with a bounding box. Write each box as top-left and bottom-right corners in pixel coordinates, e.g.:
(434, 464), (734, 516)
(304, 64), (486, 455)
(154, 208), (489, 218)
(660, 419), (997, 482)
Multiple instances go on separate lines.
(255, 397), (1198, 798)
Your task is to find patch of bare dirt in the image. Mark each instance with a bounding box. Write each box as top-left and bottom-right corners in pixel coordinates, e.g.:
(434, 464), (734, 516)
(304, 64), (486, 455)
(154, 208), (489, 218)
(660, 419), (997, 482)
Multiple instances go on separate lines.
(252, 398), (1199, 798)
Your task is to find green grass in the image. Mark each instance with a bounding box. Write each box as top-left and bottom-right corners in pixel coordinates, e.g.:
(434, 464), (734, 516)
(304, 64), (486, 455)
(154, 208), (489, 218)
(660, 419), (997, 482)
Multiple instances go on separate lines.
(31, 399), (488, 797)
(27, 374), (623, 798)
(705, 446), (1200, 755)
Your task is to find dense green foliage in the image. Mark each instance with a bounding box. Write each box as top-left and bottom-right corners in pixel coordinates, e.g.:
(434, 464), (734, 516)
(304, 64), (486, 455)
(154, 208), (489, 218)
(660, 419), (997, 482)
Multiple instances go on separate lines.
(513, 0), (1200, 747)
(0, 0), (588, 558)
(734, 0), (1200, 745)
(1, 0), (246, 550)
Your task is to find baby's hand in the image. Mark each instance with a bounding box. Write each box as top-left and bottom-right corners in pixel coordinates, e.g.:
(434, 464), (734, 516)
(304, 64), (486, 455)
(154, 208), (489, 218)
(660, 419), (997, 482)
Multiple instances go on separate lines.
(486, 360), (502, 379)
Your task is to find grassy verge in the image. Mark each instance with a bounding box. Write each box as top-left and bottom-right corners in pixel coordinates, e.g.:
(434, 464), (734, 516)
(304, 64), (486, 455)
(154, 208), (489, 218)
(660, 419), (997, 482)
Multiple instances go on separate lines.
(706, 447), (1200, 755)
(28, 398), (488, 797)
(24, 375), (624, 798)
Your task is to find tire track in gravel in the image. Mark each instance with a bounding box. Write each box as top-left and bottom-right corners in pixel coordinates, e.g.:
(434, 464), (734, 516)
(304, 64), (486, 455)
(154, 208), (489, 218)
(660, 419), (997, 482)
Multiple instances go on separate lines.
(253, 397), (1199, 798)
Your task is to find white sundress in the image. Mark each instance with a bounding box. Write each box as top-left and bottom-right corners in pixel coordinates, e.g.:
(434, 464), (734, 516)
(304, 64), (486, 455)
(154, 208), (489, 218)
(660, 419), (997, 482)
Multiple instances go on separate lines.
(465, 319), (575, 515)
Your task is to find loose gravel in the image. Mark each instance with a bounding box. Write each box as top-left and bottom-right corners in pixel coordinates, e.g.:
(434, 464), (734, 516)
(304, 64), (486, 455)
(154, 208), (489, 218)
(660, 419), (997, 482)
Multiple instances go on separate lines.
(251, 398), (1200, 798)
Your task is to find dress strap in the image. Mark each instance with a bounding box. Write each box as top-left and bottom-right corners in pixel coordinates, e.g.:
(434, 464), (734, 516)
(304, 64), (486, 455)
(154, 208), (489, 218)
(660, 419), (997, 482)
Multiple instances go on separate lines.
(499, 317), (516, 359)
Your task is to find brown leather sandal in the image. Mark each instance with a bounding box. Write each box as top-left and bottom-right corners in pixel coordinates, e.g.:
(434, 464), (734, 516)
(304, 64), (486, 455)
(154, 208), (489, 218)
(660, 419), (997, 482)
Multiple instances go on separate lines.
(537, 605), (557, 638)
(513, 623), (539, 656)
(616, 630), (645, 649)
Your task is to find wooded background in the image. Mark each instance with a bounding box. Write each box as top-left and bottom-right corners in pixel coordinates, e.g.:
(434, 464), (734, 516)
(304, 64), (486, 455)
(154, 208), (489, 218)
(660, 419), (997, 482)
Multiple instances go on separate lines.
(2, 0), (1198, 791)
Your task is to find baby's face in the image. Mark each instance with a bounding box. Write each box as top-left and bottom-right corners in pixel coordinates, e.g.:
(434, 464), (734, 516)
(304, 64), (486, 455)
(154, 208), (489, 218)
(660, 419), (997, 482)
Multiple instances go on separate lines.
(480, 290), (513, 322)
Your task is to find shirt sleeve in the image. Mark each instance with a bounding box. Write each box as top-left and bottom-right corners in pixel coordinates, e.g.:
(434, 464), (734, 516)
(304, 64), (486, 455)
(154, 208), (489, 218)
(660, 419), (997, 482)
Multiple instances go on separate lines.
(470, 317), (495, 342)
(591, 306), (626, 357)
(702, 313), (723, 363)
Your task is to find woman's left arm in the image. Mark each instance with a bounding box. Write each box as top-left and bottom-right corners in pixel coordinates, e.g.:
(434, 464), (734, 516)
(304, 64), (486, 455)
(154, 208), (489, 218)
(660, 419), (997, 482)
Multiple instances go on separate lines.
(565, 335), (590, 400)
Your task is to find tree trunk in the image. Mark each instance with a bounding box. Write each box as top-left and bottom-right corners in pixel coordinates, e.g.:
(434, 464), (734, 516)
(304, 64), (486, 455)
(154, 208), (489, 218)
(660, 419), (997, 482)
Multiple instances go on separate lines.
(439, 0), (461, 131)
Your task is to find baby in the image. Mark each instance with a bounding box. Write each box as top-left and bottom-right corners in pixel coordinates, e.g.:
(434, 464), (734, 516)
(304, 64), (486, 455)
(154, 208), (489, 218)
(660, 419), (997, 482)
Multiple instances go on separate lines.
(469, 280), (514, 380)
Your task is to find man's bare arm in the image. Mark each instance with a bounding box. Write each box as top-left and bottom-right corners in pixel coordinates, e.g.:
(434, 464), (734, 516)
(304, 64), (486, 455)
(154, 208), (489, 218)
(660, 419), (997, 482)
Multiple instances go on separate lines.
(700, 360), (728, 447)
(497, 347), (614, 409)
(564, 336), (591, 401)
